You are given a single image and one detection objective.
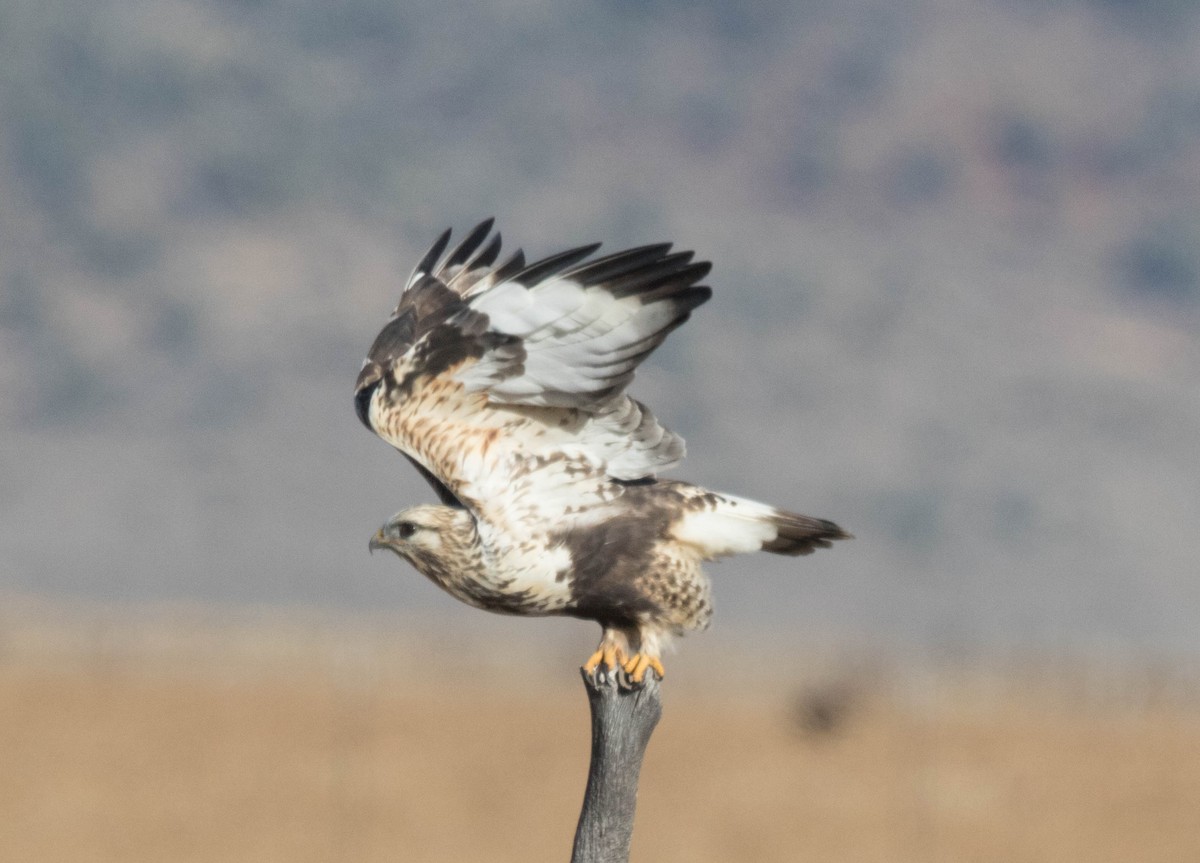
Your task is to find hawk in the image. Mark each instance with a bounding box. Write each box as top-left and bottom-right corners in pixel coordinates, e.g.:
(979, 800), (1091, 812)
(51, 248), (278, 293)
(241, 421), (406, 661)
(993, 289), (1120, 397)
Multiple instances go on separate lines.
(357, 220), (850, 682)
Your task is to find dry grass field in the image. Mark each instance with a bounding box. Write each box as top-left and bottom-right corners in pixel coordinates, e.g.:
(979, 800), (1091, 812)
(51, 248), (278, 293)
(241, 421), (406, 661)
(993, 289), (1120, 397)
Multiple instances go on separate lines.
(2, 604), (1199, 862)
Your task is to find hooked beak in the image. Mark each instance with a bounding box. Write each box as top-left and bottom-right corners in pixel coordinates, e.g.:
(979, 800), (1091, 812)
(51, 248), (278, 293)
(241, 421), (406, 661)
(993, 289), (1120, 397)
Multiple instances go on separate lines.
(368, 529), (389, 555)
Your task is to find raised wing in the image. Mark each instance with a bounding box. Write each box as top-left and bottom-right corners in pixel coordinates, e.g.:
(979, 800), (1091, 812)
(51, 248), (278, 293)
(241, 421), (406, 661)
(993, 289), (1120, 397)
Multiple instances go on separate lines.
(355, 220), (712, 501)
(456, 241), (710, 408)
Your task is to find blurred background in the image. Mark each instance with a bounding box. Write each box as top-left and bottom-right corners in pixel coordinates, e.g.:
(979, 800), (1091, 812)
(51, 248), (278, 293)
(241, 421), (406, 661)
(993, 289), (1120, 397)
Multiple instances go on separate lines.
(2, 0), (1199, 860)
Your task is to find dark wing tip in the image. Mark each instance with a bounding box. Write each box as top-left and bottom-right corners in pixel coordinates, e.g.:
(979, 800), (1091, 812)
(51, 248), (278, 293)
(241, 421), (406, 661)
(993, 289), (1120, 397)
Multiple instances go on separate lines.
(407, 227), (453, 291)
(491, 248), (526, 284)
(561, 243), (675, 286)
(602, 252), (712, 300)
(675, 284), (712, 312)
(474, 231), (503, 269)
(686, 260), (713, 282)
(353, 362), (383, 429)
(442, 218), (496, 271)
(512, 242), (603, 286)
(516, 243), (602, 286)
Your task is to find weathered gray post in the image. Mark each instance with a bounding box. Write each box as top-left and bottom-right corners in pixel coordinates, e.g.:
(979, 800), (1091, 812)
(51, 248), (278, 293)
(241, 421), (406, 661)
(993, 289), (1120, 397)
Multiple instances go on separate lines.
(570, 670), (663, 863)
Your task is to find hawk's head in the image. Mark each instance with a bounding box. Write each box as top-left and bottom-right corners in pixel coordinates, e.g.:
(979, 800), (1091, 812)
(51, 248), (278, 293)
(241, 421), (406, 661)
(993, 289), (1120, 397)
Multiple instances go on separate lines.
(369, 504), (478, 584)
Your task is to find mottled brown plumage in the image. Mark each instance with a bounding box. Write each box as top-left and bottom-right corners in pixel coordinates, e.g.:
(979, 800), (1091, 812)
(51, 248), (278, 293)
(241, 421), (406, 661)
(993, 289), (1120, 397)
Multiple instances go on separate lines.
(360, 222), (850, 681)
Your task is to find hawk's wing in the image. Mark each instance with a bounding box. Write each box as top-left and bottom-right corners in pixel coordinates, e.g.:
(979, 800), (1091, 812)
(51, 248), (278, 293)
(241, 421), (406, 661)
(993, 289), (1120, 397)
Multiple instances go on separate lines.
(355, 220), (711, 505)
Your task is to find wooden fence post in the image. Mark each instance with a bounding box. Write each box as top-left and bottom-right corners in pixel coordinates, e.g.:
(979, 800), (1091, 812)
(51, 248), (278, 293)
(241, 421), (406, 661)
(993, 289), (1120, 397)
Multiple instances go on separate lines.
(570, 670), (663, 863)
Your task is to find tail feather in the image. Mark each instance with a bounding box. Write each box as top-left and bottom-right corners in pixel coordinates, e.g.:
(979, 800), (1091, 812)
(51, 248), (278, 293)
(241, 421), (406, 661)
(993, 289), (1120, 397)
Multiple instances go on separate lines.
(762, 510), (853, 556)
(669, 489), (852, 560)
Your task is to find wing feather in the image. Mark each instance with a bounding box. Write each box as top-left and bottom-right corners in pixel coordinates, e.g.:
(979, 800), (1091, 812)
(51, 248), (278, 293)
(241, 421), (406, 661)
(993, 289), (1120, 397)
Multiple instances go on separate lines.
(442, 218), (495, 272)
(357, 221), (711, 489)
(463, 273), (710, 407)
(510, 243), (603, 287)
(406, 227), (452, 295)
(488, 248), (526, 285)
(562, 243), (673, 286)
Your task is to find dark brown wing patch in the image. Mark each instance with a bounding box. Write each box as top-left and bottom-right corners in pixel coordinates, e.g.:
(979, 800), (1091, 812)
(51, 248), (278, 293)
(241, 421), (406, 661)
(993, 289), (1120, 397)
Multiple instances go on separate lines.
(554, 484), (678, 627)
(360, 275), (524, 401)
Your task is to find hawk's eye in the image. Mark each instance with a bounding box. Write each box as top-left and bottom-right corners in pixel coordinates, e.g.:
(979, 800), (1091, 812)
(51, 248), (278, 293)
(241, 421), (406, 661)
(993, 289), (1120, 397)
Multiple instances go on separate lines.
(395, 521), (418, 540)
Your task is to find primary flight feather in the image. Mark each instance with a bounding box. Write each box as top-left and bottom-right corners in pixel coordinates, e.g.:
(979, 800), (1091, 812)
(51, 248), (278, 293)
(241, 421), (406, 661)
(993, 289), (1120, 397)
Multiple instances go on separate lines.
(357, 220), (850, 682)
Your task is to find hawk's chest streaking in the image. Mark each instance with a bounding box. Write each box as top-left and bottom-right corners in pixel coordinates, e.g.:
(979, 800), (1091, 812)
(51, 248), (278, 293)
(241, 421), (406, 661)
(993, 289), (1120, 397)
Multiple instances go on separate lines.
(360, 221), (851, 682)
(367, 373), (642, 617)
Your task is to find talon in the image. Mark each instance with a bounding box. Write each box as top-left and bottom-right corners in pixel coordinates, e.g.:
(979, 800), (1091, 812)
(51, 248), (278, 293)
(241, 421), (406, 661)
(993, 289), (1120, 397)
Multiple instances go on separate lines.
(582, 649), (605, 675)
(583, 644), (629, 676)
(622, 654), (665, 683)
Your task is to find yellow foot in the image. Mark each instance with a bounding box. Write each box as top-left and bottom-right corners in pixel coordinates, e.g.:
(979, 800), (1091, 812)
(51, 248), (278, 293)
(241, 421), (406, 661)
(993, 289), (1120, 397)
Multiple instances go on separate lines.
(622, 654), (665, 684)
(582, 644), (629, 676)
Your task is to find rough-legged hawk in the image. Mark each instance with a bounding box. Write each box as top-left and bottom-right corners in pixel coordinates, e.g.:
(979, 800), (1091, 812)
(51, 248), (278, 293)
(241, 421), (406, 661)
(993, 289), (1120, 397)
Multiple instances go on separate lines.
(357, 220), (850, 682)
